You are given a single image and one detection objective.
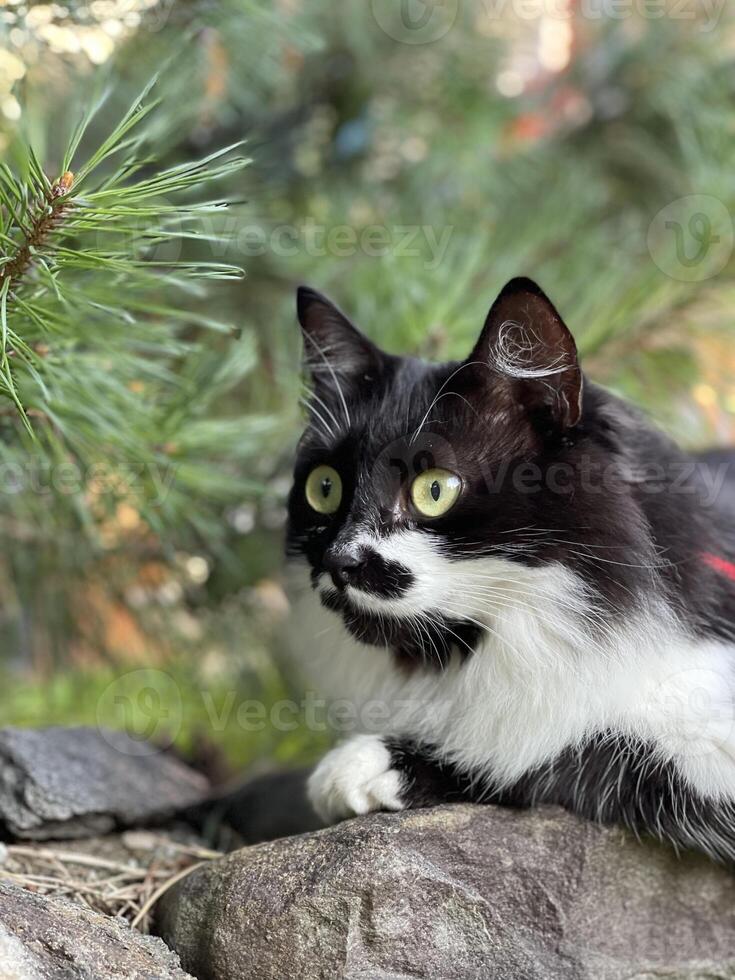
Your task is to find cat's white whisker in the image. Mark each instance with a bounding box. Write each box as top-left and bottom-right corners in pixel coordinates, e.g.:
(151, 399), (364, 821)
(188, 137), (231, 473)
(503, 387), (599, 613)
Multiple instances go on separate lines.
(303, 332), (352, 428)
(409, 359), (486, 445)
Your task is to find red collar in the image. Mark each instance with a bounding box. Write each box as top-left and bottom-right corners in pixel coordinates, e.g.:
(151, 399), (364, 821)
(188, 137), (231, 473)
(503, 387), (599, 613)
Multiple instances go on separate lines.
(702, 552), (735, 583)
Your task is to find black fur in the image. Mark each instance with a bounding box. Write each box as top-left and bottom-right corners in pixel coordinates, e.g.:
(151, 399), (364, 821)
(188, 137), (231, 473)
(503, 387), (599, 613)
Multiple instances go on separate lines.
(388, 733), (735, 865)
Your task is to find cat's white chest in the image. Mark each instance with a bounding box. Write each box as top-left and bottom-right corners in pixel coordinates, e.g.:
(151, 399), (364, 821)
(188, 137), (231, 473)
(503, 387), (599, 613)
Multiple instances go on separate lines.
(287, 560), (735, 803)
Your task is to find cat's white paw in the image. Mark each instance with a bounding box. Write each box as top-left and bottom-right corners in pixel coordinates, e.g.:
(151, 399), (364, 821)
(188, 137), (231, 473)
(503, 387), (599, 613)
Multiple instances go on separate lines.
(308, 734), (405, 824)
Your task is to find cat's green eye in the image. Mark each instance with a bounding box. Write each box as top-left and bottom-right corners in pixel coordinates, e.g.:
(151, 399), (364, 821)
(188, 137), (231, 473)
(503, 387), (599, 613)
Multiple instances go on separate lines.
(410, 468), (462, 518)
(305, 465), (343, 515)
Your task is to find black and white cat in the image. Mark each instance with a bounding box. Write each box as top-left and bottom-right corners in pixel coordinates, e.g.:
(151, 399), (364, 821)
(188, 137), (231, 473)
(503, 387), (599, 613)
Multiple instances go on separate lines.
(286, 278), (735, 863)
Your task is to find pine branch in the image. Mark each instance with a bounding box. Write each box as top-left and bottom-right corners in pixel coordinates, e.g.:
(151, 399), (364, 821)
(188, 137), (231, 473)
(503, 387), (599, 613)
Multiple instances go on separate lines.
(0, 76), (264, 558)
(0, 172), (75, 290)
(0, 80), (250, 445)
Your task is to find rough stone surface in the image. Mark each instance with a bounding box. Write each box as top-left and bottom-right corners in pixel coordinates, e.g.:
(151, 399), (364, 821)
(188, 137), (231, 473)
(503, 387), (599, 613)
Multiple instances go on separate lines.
(0, 880), (194, 979)
(156, 803), (735, 980)
(0, 727), (208, 839)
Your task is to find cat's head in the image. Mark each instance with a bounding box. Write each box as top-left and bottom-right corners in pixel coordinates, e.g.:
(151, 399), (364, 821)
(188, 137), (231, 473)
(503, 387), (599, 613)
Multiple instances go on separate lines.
(286, 278), (650, 668)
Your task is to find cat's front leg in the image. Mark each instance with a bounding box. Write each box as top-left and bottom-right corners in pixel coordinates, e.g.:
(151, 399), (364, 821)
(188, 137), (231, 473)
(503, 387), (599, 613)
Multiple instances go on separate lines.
(307, 734), (405, 823)
(307, 735), (474, 823)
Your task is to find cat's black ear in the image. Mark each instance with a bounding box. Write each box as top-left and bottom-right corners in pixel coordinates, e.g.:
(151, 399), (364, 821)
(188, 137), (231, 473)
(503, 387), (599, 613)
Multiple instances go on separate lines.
(296, 287), (385, 389)
(470, 277), (583, 429)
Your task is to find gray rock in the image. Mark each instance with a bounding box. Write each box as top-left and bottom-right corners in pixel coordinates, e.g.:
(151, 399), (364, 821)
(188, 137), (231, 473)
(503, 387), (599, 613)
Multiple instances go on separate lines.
(156, 803), (735, 980)
(0, 880), (194, 979)
(0, 727), (208, 839)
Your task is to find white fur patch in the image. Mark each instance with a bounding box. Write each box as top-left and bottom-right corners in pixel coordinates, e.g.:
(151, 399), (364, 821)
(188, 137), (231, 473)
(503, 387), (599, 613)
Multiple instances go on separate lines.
(287, 529), (735, 806)
(307, 733), (404, 823)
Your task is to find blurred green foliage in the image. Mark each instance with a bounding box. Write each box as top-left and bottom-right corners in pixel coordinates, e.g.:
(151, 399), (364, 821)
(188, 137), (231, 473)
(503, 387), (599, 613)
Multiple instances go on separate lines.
(1, 1), (734, 775)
